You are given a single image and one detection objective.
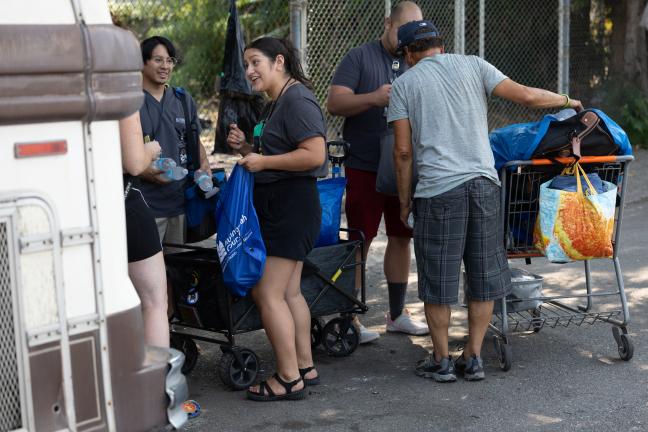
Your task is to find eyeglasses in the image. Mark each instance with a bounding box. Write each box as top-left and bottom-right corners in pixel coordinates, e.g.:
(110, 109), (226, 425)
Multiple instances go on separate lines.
(151, 56), (178, 67)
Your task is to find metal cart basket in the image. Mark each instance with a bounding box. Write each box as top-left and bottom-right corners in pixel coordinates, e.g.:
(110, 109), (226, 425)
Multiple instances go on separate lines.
(490, 155), (635, 371)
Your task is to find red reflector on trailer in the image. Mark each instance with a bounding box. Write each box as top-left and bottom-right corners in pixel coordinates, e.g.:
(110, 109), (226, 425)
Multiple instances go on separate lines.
(15, 140), (67, 158)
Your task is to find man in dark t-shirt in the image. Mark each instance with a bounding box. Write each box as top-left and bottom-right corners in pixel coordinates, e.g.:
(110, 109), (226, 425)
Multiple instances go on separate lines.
(327, 1), (427, 342)
(138, 36), (211, 245)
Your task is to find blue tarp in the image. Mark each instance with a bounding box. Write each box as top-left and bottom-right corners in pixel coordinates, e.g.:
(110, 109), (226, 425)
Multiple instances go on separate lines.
(489, 109), (633, 170)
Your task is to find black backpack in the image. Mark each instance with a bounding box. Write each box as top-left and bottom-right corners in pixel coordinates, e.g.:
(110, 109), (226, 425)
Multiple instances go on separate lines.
(532, 110), (618, 160)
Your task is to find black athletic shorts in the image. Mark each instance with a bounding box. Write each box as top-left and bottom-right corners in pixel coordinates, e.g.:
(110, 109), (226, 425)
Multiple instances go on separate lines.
(125, 188), (162, 263)
(253, 176), (321, 261)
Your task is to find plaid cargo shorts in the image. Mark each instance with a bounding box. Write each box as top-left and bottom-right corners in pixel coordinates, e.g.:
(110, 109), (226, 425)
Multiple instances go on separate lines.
(413, 177), (512, 305)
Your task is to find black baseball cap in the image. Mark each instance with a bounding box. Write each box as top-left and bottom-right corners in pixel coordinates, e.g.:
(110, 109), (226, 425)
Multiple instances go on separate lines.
(397, 20), (440, 51)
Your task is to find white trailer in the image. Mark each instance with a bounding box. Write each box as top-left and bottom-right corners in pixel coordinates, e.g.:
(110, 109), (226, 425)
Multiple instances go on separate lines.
(0, 0), (187, 430)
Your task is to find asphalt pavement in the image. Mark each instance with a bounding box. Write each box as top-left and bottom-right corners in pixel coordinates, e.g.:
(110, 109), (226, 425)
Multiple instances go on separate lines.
(184, 149), (648, 432)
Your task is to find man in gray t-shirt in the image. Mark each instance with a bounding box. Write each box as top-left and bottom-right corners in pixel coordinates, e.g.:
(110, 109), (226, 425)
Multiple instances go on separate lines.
(388, 20), (583, 382)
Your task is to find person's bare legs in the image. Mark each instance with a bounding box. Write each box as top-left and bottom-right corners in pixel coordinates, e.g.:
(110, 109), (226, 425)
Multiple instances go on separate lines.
(285, 261), (317, 380)
(128, 251), (169, 348)
(464, 300), (494, 358)
(354, 235), (411, 290)
(249, 256), (304, 395)
(424, 303), (451, 359)
(384, 236), (411, 283)
(385, 235), (411, 320)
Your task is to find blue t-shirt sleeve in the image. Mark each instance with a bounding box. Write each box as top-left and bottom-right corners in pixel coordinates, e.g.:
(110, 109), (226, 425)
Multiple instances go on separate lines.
(330, 48), (361, 91)
(386, 79), (409, 123)
(283, 97), (327, 145)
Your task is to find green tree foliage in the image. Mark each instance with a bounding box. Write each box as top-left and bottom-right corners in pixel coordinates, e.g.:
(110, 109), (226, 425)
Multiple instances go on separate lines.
(599, 81), (648, 149)
(110, 0), (289, 105)
(568, 0), (648, 147)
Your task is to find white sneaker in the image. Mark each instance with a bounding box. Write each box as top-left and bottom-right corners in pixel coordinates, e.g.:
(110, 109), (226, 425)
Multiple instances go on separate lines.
(386, 310), (429, 336)
(355, 322), (380, 344)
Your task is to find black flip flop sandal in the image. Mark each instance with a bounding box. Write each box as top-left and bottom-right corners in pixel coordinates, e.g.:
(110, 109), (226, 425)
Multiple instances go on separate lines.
(246, 373), (307, 402)
(299, 366), (321, 386)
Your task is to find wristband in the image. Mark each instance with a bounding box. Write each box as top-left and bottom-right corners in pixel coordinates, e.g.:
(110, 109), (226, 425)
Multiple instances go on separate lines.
(560, 93), (570, 108)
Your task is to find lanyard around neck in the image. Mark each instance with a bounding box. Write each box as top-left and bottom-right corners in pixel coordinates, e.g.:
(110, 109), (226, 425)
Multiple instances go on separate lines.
(254, 79), (296, 154)
(264, 78), (294, 123)
(379, 40), (402, 83)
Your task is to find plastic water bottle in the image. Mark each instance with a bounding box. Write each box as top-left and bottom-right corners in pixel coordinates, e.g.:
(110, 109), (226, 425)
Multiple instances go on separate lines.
(407, 212), (414, 229)
(161, 166), (188, 181)
(194, 170), (213, 192)
(151, 157), (176, 171)
(204, 186), (220, 199)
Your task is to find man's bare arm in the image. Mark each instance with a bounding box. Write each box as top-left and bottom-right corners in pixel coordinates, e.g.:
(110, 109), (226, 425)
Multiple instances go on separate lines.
(492, 79), (583, 111)
(327, 84), (392, 117)
(392, 119), (414, 225)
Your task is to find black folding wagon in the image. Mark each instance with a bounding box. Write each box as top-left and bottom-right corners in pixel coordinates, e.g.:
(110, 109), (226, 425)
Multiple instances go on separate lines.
(165, 231), (367, 390)
(167, 140), (367, 390)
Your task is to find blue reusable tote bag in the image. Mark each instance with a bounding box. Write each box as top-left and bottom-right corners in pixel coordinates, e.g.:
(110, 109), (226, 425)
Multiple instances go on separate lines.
(215, 164), (266, 296)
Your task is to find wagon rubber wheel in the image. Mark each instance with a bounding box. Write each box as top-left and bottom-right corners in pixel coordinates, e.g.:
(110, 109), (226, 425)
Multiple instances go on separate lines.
(322, 317), (359, 357)
(311, 317), (324, 348)
(170, 335), (199, 375)
(218, 348), (259, 391)
(493, 335), (512, 371)
(613, 327), (634, 361)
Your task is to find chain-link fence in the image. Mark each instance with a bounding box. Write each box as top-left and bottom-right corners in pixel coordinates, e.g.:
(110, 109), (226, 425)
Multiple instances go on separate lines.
(569, 0), (628, 113)
(306, 0), (456, 135)
(306, 0), (563, 135)
(478, 0), (560, 129)
(108, 0), (289, 151)
(108, 0), (634, 149)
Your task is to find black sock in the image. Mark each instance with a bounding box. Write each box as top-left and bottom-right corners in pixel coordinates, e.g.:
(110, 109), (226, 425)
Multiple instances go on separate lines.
(387, 282), (408, 320)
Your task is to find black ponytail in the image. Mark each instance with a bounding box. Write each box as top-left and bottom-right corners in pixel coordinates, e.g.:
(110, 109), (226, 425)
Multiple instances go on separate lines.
(247, 37), (313, 90)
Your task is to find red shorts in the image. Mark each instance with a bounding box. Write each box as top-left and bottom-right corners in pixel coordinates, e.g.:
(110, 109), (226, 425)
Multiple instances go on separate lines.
(345, 167), (413, 241)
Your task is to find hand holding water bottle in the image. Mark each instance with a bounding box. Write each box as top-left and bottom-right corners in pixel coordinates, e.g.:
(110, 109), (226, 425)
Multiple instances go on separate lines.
(161, 166), (189, 181)
(149, 157), (188, 182)
(144, 139), (161, 162)
(194, 169), (213, 192)
(140, 136), (175, 184)
(194, 170), (219, 198)
(151, 157), (176, 172)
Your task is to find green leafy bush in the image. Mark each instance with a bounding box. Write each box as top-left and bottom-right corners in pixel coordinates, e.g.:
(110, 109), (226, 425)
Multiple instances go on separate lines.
(109, 0), (289, 105)
(620, 95), (648, 149)
(599, 81), (648, 149)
